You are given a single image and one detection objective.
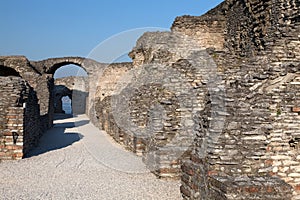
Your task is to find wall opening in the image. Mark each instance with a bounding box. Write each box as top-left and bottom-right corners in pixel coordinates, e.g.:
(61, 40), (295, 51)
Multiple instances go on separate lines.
(54, 64), (87, 79)
(0, 66), (21, 77)
(53, 64), (88, 116)
(62, 96), (72, 114)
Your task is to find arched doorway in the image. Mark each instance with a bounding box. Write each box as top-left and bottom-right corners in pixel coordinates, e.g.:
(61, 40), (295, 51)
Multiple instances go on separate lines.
(53, 85), (72, 114)
(53, 64), (88, 115)
(54, 64), (87, 79)
(61, 96), (72, 114)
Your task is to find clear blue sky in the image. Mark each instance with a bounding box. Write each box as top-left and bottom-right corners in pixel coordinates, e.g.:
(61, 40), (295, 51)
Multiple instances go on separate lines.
(0, 0), (223, 62)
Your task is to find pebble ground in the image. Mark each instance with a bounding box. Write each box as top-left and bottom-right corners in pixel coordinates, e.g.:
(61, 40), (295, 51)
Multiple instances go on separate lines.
(0, 114), (181, 200)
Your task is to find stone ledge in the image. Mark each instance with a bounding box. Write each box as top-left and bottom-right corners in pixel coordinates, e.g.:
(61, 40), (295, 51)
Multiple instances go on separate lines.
(209, 176), (293, 200)
(292, 107), (300, 113)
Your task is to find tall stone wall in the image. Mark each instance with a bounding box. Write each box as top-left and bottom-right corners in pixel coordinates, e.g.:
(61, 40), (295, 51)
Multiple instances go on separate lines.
(224, 0), (300, 59)
(176, 0), (300, 199)
(0, 57), (51, 160)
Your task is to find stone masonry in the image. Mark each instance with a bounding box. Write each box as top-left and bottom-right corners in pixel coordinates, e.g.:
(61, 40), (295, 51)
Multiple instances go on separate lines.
(0, 74), (41, 159)
(0, 56), (109, 159)
(54, 76), (88, 114)
(94, 0), (300, 199)
(171, 0), (300, 199)
(0, 0), (299, 199)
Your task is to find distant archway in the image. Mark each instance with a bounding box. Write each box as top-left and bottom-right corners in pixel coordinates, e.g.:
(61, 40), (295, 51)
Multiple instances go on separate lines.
(54, 64), (87, 79)
(62, 96), (72, 114)
(53, 85), (72, 114)
(52, 63), (89, 115)
(38, 57), (91, 75)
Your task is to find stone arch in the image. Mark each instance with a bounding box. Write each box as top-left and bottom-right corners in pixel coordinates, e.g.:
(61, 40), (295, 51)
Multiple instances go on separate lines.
(32, 57), (94, 118)
(0, 56), (41, 83)
(48, 61), (88, 75)
(35, 57), (100, 75)
(0, 65), (21, 77)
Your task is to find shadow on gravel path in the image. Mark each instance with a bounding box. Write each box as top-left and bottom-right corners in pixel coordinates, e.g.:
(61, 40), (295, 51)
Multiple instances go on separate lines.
(25, 114), (88, 158)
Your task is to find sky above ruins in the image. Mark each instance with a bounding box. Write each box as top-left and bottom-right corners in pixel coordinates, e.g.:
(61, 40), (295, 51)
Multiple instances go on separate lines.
(0, 0), (223, 62)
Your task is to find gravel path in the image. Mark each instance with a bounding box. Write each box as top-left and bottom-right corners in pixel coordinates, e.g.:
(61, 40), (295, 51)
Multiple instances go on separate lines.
(0, 114), (181, 200)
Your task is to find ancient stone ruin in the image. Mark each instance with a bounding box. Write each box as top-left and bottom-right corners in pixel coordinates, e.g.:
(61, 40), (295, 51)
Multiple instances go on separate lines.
(0, 0), (299, 199)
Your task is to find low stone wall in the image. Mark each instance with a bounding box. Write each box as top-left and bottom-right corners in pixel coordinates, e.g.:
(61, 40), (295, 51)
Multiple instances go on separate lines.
(208, 176), (293, 200)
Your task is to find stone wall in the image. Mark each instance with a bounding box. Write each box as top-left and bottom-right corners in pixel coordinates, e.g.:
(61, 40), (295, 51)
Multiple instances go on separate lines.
(23, 84), (42, 155)
(0, 57), (51, 160)
(0, 76), (27, 160)
(0, 56), (53, 129)
(177, 0), (300, 199)
(94, 33), (214, 178)
(0, 76), (41, 160)
(92, 0), (300, 198)
(93, 62), (133, 127)
(171, 2), (227, 51)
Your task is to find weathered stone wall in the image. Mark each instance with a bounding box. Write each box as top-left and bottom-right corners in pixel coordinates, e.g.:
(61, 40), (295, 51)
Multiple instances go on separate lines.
(93, 62), (133, 127)
(177, 0), (300, 199)
(208, 176), (293, 200)
(224, 0), (300, 59)
(95, 63), (132, 101)
(0, 1), (299, 199)
(0, 76), (27, 160)
(95, 33), (213, 178)
(0, 56), (54, 130)
(0, 76), (41, 160)
(180, 54), (299, 199)
(23, 84), (42, 155)
(171, 2), (227, 51)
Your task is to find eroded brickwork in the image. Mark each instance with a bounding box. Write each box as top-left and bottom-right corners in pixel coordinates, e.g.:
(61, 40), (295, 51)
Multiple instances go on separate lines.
(0, 76), (41, 160)
(176, 0), (300, 199)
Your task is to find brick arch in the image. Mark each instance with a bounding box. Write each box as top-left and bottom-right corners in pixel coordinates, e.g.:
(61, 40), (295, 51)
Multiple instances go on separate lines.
(35, 57), (100, 75)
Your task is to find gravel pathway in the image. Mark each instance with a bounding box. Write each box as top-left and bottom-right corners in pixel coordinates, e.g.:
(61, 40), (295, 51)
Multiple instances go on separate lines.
(0, 114), (181, 200)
